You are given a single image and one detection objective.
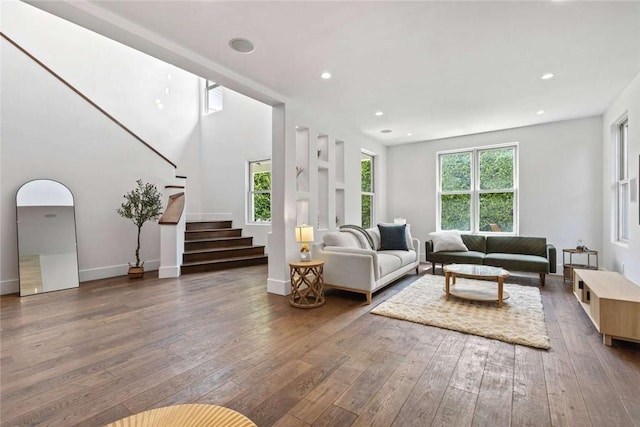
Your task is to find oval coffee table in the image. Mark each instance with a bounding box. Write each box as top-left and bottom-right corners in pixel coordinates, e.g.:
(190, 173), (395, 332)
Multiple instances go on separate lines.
(443, 264), (510, 308)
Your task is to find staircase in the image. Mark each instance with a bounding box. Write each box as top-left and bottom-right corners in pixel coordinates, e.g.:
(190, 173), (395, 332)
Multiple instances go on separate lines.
(181, 221), (267, 274)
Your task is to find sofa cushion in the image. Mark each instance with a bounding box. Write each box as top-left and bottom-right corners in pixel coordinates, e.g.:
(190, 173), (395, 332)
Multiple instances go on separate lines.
(379, 249), (417, 267)
(429, 230), (468, 252)
(322, 231), (361, 249)
(486, 236), (546, 258)
(377, 253), (403, 277)
(339, 225), (375, 250)
(484, 253), (550, 273)
(461, 234), (486, 253)
(379, 224), (409, 251)
(366, 227), (382, 250)
(377, 223), (415, 250)
(429, 250), (485, 265)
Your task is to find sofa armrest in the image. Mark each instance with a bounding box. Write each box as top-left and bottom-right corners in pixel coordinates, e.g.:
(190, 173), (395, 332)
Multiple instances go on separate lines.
(316, 246), (378, 286)
(425, 240), (434, 261)
(412, 238), (421, 263)
(547, 244), (557, 274)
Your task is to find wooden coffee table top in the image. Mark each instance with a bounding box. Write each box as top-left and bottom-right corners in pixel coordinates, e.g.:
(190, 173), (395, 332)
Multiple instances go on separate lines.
(104, 404), (256, 427)
(443, 264), (509, 279)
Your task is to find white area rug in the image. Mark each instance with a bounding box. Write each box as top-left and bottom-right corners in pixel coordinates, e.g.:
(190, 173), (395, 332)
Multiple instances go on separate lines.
(372, 274), (550, 349)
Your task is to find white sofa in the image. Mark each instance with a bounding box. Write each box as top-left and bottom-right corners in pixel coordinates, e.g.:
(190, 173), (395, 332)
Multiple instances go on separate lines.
(312, 226), (420, 304)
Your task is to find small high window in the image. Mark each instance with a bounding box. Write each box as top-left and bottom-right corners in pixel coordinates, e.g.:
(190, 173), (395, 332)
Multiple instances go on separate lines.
(205, 80), (223, 113)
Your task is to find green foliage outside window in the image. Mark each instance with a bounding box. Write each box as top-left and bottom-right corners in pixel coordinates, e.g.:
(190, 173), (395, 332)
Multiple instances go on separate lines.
(361, 157), (373, 228)
(253, 171), (271, 222)
(440, 147), (515, 232)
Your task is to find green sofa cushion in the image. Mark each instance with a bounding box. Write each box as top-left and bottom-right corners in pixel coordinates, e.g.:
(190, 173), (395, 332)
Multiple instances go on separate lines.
(429, 250), (485, 265)
(462, 234), (486, 253)
(486, 236), (547, 258)
(484, 253), (550, 273)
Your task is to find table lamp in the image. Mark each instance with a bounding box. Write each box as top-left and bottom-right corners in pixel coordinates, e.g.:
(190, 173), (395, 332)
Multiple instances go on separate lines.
(295, 225), (314, 261)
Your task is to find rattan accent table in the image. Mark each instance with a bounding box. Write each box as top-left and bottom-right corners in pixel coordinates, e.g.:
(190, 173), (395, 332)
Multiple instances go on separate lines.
(104, 403), (256, 426)
(289, 259), (325, 308)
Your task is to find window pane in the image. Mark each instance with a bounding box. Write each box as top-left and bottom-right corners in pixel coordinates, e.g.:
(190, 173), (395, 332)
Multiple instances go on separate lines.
(479, 148), (514, 190)
(253, 193), (271, 222)
(440, 194), (471, 231)
(207, 86), (223, 112)
(361, 158), (372, 192)
(253, 171), (271, 191)
(620, 121), (628, 180)
(620, 183), (629, 240)
(362, 194), (373, 228)
(479, 193), (514, 232)
(441, 152), (471, 191)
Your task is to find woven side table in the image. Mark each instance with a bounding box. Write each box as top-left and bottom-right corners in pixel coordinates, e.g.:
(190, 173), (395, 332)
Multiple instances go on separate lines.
(289, 259), (325, 308)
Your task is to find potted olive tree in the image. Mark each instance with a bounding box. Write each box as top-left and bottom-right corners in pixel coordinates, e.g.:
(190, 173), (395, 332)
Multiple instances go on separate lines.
(116, 180), (163, 278)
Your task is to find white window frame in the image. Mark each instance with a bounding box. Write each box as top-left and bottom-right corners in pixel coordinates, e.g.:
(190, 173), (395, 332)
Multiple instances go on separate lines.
(615, 117), (629, 243)
(361, 151), (376, 229)
(203, 79), (223, 115)
(246, 158), (271, 224)
(436, 142), (519, 234)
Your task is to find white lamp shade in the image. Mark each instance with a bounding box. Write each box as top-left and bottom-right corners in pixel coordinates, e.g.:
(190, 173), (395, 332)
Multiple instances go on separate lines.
(295, 225), (314, 243)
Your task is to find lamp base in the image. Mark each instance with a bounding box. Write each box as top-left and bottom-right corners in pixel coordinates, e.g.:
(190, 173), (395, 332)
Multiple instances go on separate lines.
(300, 250), (311, 262)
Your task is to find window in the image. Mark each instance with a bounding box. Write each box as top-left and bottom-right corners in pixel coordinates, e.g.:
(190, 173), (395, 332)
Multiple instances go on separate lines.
(438, 144), (518, 233)
(248, 159), (271, 223)
(204, 80), (223, 113)
(616, 118), (629, 242)
(361, 152), (375, 228)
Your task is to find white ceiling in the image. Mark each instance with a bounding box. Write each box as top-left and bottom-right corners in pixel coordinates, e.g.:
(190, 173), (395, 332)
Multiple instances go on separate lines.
(28, 1), (640, 145)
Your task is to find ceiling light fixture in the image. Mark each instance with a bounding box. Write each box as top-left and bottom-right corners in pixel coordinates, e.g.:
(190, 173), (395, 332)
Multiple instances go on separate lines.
(229, 38), (255, 54)
(380, 129), (392, 134)
(541, 73), (555, 80)
(407, 133), (413, 136)
(536, 110), (545, 115)
(320, 72), (332, 79)
(375, 111), (384, 116)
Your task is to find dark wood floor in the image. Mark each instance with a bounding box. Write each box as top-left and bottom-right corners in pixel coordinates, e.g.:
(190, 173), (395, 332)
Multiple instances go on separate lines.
(1, 265), (639, 426)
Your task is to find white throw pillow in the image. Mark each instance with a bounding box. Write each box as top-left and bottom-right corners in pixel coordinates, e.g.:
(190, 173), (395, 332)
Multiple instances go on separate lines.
(429, 230), (468, 252)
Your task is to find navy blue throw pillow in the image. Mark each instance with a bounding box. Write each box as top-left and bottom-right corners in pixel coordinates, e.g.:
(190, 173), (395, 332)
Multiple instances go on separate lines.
(378, 224), (408, 251)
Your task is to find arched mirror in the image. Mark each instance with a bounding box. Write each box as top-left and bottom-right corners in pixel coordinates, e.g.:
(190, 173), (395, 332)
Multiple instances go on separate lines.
(16, 179), (79, 296)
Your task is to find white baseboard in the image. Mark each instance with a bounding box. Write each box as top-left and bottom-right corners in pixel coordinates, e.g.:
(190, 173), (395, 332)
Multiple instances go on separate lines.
(158, 266), (180, 278)
(267, 278), (290, 296)
(1, 279), (19, 295)
(79, 260), (160, 282)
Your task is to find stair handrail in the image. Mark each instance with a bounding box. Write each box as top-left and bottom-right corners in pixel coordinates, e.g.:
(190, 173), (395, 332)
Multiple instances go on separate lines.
(1, 31), (176, 169)
(159, 192), (185, 225)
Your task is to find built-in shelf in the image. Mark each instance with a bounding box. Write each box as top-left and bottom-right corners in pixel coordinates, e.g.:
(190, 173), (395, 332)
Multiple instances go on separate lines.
(335, 182), (345, 190)
(318, 160), (329, 170)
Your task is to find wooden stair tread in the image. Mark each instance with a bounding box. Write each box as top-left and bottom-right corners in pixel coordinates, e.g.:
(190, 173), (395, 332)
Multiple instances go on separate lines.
(185, 228), (240, 233)
(184, 245), (264, 254)
(182, 254), (268, 267)
(185, 237), (249, 243)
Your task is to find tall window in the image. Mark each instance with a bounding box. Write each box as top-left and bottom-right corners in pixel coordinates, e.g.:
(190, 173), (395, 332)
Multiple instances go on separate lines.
(205, 80), (223, 113)
(248, 159), (271, 223)
(361, 152), (375, 228)
(616, 118), (629, 242)
(438, 144), (517, 233)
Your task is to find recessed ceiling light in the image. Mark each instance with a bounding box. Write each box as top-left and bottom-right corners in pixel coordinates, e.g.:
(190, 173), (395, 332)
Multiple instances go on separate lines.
(536, 110), (545, 115)
(541, 73), (555, 80)
(380, 129), (392, 134)
(164, 87), (170, 94)
(407, 132), (413, 136)
(321, 72), (332, 79)
(375, 111), (384, 116)
(229, 38), (255, 54)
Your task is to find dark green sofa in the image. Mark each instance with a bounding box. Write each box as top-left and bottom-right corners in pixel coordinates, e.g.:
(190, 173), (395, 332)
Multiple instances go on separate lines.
(425, 235), (556, 285)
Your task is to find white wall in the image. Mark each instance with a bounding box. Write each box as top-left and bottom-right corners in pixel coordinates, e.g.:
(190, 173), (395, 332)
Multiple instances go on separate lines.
(602, 72), (640, 284)
(1, 0), (201, 164)
(387, 116), (603, 271)
(0, 36), (176, 294)
(197, 88), (273, 248)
